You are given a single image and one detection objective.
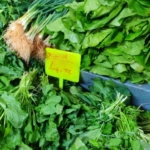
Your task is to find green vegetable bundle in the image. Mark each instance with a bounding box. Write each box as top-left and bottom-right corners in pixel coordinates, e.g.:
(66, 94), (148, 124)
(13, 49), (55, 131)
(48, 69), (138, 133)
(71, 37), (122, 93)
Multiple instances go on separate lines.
(1, 64), (150, 149)
(45, 0), (150, 84)
(3, 0), (74, 62)
(1, 1), (150, 150)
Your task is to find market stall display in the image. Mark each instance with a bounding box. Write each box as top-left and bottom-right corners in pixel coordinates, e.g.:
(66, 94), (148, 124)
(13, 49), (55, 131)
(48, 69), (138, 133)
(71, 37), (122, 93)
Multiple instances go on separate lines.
(0, 0), (150, 149)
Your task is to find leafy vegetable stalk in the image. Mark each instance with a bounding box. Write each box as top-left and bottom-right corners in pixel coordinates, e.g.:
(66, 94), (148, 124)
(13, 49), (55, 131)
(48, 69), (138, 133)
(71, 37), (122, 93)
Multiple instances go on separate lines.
(14, 69), (38, 110)
(99, 92), (128, 121)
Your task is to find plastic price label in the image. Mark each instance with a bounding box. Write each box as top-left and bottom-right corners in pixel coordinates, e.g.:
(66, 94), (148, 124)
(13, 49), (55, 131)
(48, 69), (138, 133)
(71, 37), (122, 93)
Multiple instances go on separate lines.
(45, 47), (81, 88)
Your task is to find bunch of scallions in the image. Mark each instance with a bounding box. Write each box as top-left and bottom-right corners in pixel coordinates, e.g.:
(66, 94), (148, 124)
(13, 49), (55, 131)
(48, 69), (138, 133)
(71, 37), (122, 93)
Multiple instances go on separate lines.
(4, 0), (74, 63)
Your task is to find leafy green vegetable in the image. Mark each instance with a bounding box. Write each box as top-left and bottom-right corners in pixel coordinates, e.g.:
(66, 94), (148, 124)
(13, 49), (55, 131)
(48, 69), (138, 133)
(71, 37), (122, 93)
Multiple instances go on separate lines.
(0, 92), (28, 128)
(1, 0), (150, 149)
(125, 0), (150, 16)
(0, 69), (150, 149)
(45, 0), (150, 83)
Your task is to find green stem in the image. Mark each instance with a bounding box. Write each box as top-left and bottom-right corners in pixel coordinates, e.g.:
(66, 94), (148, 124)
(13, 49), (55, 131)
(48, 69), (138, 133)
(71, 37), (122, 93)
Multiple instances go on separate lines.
(105, 92), (127, 114)
(0, 111), (4, 121)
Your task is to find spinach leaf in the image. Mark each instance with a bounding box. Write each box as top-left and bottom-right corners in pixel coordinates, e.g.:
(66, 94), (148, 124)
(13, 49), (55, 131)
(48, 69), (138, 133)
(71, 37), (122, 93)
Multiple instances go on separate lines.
(0, 92), (28, 128)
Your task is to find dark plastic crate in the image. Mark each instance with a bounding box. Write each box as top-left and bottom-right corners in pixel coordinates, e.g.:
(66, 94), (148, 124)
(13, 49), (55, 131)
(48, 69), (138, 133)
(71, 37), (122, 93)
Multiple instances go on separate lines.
(80, 71), (150, 110)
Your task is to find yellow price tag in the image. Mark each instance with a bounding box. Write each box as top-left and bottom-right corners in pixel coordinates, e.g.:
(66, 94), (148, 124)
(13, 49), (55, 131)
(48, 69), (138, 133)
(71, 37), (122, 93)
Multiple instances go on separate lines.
(45, 47), (81, 89)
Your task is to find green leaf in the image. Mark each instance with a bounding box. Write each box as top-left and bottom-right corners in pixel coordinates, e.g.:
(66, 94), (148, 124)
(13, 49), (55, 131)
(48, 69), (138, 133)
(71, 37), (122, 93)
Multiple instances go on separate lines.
(81, 54), (92, 69)
(61, 91), (71, 106)
(109, 138), (122, 147)
(100, 0), (115, 6)
(94, 55), (108, 63)
(28, 131), (40, 143)
(130, 73), (145, 83)
(24, 117), (33, 133)
(99, 28), (124, 47)
(83, 0), (101, 14)
(6, 129), (22, 149)
(64, 30), (84, 44)
(90, 4), (115, 19)
(0, 13), (7, 26)
(46, 95), (61, 105)
(90, 65), (119, 78)
(46, 17), (65, 32)
(125, 30), (143, 40)
(102, 122), (113, 134)
(0, 92), (28, 128)
(109, 8), (136, 26)
(114, 64), (128, 73)
(94, 61), (112, 69)
(107, 53), (133, 65)
(55, 104), (63, 115)
(70, 137), (88, 150)
(0, 51), (6, 64)
(40, 103), (56, 115)
(79, 129), (102, 142)
(89, 139), (101, 148)
(137, 0), (150, 6)
(19, 142), (32, 150)
(0, 76), (11, 90)
(84, 2), (124, 30)
(125, 0), (150, 16)
(130, 139), (141, 150)
(4, 122), (11, 137)
(0, 66), (20, 78)
(45, 121), (59, 142)
(42, 84), (53, 96)
(118, 39), (144, 55)
(82, 29), (112, 49)
(130, 62), (144, 72)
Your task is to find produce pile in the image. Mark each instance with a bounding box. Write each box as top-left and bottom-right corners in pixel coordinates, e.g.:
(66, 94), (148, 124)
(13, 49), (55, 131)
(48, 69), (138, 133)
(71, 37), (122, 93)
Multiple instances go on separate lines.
(1, 64), (150, 149)
(45, 0), (150, 83)
(3, 0), (150, 83)
(1, 0), (150, 150)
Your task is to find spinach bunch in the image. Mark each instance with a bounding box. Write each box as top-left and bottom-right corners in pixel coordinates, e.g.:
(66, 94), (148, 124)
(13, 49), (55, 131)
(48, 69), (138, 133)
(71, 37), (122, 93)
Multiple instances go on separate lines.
(45, 0), (150, 83)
